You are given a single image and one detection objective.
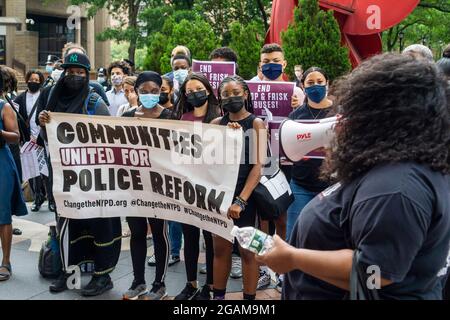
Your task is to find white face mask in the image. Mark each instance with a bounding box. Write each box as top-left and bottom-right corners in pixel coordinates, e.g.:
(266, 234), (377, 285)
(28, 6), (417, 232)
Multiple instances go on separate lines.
(111, 75), (123, 86)
(51, 69), (63, 82)
(295, 72), (303, 79)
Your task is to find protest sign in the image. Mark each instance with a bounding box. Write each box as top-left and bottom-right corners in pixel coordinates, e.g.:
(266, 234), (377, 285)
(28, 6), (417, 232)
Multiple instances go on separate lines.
(247, 81), (296, 118)
(46, 113), (243, 241)
(20, 140), (48, 181)
(192, 60), (236, 95)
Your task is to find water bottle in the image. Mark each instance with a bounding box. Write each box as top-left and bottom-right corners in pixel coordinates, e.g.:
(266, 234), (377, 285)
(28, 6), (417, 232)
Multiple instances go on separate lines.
(231, 226), (274, 255)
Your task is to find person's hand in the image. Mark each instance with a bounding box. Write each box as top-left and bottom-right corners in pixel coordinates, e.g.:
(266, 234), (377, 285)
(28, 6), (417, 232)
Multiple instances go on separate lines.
(255, 235), (297, 274)
(38, 110), (51, 127)
(227, 203), (242, 219)
(291, 94), (300, 109)
(228, 122), (242, 130)
(128, 91), (139, 107)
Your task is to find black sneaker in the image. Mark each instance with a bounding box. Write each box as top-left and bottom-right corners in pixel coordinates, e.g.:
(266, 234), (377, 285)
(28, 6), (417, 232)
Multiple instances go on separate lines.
(49, 273), (70, 293)
(174, 283), (200, 300)
(81, 274), (113, 297)
(195, 285), (212, 300)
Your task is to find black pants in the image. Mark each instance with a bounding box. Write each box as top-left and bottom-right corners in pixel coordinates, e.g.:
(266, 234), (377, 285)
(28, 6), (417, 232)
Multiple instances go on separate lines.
(128, 217), (169, 285)
(30, 175), (47, 204)
(182, 224), (213, 285)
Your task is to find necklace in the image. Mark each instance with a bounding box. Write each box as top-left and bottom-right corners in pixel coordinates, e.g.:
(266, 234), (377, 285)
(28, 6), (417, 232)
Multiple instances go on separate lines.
(307, 104), (325, 120)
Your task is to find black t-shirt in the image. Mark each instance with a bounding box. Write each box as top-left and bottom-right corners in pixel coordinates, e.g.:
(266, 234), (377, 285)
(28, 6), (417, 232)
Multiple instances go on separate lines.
(284, 162), (450, 300)
(122, 107), (172, 119)
(288, 103), (331, 192)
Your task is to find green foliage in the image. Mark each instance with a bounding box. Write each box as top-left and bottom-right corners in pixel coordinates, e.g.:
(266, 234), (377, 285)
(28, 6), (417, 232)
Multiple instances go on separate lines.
(143, 16), (220, 74)
(228, 21), (265, 79)
(382, 3), (450, 59)
(281, 0), (351, 81)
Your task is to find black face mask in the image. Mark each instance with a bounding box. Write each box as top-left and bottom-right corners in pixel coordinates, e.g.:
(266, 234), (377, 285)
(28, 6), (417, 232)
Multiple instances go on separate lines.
(64, 75), (86, 93)
(187, 90), (208, 108)
(159, 92), (170, 105)
(27, 82), (41, 93)
(222, 96), (245, 113)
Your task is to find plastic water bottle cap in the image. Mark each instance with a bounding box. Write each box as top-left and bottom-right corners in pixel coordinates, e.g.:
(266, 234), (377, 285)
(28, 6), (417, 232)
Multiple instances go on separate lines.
(230, 226), (239, 237)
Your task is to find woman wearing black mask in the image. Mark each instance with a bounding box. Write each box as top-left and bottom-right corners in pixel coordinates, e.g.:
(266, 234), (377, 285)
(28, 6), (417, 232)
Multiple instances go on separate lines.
(160, 76), (174, 110)
(211, 75), (266, 300)
(38, 52), (122, 297)
(285, 67), (333, 242)
(15, 70), (45, 211)
(171, 73), (221, 300)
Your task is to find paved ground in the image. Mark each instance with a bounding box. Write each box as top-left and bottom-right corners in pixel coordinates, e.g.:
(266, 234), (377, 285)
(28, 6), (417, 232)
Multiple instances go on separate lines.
(0, 202), (280, 300)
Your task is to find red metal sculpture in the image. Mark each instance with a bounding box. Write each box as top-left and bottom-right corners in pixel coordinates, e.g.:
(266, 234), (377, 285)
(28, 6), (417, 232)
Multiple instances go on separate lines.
(266, 0), (420, 67)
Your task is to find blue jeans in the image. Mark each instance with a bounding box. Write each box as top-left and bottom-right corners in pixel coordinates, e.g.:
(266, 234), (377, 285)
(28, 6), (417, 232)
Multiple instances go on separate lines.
(286, 181), (318, 241)
(169, 221), (183, 257)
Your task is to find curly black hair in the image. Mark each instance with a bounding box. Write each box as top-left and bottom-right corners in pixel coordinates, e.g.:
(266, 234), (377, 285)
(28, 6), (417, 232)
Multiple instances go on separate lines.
(321, 53), (450, 183)
(107, 60), (132, 77)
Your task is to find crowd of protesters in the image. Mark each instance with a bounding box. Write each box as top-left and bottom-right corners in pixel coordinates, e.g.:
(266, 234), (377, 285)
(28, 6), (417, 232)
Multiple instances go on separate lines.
(0, 40), (449, 301)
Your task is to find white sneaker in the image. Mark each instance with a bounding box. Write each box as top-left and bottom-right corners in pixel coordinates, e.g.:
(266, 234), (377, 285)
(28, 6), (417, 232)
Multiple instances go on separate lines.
(257, 269), (271, 290)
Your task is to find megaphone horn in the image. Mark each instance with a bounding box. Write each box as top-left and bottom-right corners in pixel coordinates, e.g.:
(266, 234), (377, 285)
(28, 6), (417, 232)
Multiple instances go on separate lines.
(279, 117), (337, 163)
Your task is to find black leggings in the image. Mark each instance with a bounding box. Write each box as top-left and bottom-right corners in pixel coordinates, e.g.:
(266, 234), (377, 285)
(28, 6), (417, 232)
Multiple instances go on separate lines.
(182, 224), (213, 285)
(128, 217), (169, 285)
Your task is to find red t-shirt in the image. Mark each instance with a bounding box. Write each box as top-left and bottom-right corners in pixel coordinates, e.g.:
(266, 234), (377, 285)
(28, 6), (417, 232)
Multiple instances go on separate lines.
(181, 111), (204, 122)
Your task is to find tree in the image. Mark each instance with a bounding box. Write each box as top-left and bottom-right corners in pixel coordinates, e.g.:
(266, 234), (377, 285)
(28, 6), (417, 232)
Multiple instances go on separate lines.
(383, 1), (450, 57)
(281, 0), (351, 81)
(143, 15), (220, 74)
(228, 22), (265, 79)
(69, 0), (160, 63)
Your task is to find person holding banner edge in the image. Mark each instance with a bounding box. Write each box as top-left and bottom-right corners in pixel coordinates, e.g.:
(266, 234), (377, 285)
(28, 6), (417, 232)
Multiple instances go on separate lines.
(122, 71), (172, 301)
(211, 75), (267, 300)
(171, 72), (222, 300)
(38, 52), (122, 297)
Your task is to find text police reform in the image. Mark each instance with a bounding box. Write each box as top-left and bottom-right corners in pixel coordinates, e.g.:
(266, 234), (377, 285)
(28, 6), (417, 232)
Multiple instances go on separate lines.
(46, 113), (243, 241)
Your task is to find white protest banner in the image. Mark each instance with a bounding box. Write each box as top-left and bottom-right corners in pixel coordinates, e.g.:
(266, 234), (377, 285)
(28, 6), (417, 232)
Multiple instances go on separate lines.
(20, 140), (48, 181)
(46, 113), (243, 241)
(192, 60), (236, 95)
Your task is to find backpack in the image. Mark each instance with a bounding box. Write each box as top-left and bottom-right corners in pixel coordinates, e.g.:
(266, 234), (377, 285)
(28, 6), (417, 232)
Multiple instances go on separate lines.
(38, 225), (62, 278)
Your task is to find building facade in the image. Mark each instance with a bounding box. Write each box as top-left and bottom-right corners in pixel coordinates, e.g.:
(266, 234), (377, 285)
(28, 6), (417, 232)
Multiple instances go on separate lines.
(0, 0), (111, 76)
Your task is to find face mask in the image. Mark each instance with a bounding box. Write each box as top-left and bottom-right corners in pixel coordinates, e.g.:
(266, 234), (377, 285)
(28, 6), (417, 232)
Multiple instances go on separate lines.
(46, 65), (54, 73)
(174, 69), (189, 85)
(222, 96), (245, 114)
(295, 72), (303, 80)
(262, 63), (283, 80)
(305, 85), (327, 103)
(187, 90), (208, 108)
(27, 82), (41, 93)
(97, 77), (106, 84)
(111, 75), (123, 86)
(64, 75), (86, 92)
(159, 92), (170, 105)
(51, 69), (63, 82)
(139, 93), (160, 109)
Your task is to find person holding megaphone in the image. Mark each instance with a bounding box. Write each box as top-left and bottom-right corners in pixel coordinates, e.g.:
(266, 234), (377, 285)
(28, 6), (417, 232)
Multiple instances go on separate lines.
(256, 53), (450, 300)
(285, 67), (333, 241)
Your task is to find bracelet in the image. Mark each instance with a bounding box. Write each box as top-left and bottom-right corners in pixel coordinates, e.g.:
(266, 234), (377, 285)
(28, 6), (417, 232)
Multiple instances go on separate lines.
(233, 197), (247, 211)
(235, 196), (248, 206)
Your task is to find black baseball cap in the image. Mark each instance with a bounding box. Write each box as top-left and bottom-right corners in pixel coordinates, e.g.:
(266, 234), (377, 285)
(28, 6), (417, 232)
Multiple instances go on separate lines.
(61, 52), (91, 71)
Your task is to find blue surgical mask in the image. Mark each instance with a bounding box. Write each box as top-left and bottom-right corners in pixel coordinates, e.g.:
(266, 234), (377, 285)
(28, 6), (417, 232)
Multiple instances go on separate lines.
(305, 85), (327, 103)
(261, 63), (283, 80)
(174, 69), (189, 85)
(139, 93), (160, 109)
(46, 65), (54, 73)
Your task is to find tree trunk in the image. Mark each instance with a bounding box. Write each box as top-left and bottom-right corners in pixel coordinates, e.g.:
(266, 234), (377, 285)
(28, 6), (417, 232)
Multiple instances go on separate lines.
(256, 0), (269, 31)
(127, 1), (139, 63)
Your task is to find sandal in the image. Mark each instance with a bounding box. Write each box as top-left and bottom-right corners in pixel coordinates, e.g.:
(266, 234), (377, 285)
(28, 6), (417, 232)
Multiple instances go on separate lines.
(0, 264), (12, 281)
(13, 228), (22, 236)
